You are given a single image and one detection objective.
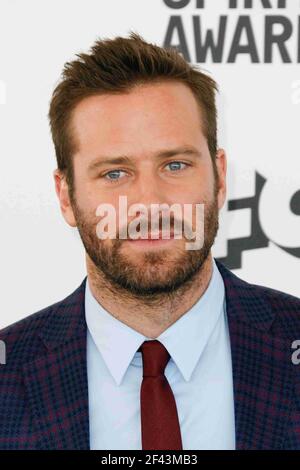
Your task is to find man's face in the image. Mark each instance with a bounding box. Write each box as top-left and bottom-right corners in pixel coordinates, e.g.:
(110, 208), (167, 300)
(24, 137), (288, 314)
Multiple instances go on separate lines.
(55, 81), (226, 296)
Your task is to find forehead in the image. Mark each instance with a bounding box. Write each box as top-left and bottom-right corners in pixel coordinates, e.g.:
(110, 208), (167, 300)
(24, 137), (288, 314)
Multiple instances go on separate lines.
(71, 81), (206, 156)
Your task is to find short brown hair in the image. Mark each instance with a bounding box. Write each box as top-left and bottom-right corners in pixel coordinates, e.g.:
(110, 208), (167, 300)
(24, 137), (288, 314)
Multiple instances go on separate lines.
(48, 32), (218, 195)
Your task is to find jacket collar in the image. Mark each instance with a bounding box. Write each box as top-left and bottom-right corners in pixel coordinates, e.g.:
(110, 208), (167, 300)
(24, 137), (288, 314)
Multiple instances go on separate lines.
(214, 258), (275, 331)
(38, 258), (274, 353)
(37, 277), (88, 351)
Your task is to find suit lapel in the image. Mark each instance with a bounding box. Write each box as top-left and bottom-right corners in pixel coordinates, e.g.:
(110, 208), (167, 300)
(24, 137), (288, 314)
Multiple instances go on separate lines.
(216, 259), (294, 449)
(22, 278), (90, 450)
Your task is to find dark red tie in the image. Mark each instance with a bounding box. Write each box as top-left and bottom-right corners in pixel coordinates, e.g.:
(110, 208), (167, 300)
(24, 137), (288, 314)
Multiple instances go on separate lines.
(138, 340), (183, 450)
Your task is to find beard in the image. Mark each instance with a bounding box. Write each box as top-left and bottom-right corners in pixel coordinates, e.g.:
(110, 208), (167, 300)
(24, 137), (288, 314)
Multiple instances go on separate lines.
(71, 182), (219, 298)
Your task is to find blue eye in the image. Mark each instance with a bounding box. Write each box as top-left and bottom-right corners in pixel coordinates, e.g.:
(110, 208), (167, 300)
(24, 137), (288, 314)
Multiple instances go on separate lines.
(103, 170), (126, 182)
(166, 161), (187, 171)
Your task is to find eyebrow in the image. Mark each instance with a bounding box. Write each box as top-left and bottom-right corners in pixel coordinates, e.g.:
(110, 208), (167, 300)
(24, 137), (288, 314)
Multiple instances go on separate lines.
(87, 146), (202, 173)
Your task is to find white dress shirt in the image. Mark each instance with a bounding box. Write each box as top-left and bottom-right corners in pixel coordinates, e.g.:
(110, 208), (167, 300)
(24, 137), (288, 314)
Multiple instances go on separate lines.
(85, 257), (235, 450)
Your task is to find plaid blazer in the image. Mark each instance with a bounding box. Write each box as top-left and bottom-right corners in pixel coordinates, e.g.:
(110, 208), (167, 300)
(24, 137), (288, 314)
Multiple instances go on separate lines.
(1, 258), (300, 450)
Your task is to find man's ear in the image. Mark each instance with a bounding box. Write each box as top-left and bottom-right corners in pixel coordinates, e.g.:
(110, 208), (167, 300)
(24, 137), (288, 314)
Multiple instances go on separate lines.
(53, 169), (77, 227)
(215, 148), (227, 210)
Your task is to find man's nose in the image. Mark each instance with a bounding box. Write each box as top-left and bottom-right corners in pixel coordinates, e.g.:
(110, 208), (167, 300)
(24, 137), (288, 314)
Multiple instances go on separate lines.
(130, 171), (167, 209)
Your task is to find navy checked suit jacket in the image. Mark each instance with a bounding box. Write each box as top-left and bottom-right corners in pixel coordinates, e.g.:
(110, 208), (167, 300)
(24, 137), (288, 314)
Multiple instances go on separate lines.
(1, 258), (300, 450)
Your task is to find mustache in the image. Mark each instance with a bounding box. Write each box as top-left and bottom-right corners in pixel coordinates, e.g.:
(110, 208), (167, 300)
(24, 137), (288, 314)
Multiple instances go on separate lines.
(115, 215), (193, 240)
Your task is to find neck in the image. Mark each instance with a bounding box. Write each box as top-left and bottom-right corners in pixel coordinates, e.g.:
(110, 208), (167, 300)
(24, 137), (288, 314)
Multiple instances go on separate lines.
(86, 252), (214, 338)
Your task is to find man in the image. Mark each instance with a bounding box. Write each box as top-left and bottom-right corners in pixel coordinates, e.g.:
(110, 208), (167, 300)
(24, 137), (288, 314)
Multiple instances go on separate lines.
(0, 32), (300, 451)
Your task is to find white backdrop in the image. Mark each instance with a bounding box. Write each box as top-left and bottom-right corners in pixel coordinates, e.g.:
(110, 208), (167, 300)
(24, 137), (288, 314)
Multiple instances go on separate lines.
(0, 0), (299, 329)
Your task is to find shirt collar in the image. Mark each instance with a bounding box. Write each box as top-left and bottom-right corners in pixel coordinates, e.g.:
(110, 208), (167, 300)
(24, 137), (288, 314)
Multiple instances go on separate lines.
(85, 257), (225, 385)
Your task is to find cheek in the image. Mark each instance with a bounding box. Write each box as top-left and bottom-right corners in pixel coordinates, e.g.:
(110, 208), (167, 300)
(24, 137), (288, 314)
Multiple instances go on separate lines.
(74, 178), (113, 216)
(173, 185), (211, 206)
(178, 166), (215, 202)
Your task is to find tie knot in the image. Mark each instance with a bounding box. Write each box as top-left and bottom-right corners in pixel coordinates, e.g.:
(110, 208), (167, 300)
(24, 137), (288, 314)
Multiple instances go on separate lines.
(138, 340), (170, 377)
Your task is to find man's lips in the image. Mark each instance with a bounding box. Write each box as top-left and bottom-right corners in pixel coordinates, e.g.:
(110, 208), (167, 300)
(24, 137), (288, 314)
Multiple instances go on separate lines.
(126, 231), (176, 240)
(123, 231), (177, 246)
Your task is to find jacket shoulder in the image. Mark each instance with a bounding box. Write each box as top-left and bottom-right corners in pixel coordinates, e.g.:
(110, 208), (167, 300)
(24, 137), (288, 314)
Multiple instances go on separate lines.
(249, 280), (300, 337)
(0, 300), (61, 366)
(251, 280), (300, 305)
(215, 258), (300, 337)
(0, 280), (86, 365)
